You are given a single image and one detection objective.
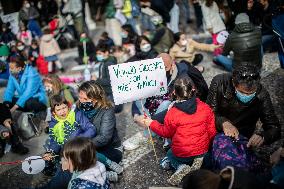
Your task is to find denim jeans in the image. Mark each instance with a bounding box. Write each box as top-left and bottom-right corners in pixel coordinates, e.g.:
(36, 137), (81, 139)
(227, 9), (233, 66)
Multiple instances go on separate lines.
(214, 55), (233, 72)
(169, 3), (180, 33)
(278, 37), (284, 69)
(141, 13), (155, 32)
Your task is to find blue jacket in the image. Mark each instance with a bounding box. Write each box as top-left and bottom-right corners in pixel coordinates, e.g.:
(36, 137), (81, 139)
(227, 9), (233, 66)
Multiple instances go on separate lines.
(46, 110), (96, 154)
(3, 65), (47, 107)
(0, 61), (9, 80)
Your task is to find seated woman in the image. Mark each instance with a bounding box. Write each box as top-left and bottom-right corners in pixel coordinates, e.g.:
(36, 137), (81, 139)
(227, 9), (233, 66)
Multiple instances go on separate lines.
(128, 35), (158, 62)
(138, 76), (216, 185)
(77, 81), (123, 164)
(121, 24), (139, 57)
(3, 56), (47, 113)
(169, 32), (219, 72)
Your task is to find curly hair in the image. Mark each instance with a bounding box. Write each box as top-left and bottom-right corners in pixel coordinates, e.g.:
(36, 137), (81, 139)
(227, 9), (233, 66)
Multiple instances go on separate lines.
(232, 65), (260, 90)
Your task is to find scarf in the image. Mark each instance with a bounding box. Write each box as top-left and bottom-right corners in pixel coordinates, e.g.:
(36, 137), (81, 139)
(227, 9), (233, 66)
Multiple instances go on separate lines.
(51, 111), (76, 145)
(83, 109), (98, 120)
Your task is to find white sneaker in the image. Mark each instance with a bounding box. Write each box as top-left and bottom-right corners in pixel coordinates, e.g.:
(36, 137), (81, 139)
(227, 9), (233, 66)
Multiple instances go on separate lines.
(106, 171), (118, 182)
(108, 161), (123, 174)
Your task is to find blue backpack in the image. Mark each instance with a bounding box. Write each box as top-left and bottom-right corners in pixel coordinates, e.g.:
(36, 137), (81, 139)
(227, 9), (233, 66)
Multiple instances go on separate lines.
(212, 133), (262, 172)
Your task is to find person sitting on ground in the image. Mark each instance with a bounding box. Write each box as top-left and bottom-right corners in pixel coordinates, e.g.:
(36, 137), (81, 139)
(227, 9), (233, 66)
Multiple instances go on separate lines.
(3, 56), (47, 114)
(0, 103), (29, 158)
(138, 76), (216, 185)
(206, 65), (280, 167)
(77, 32), (96, 65)
(0, 44), (10, 87)
(28, 39), (39, 67)
(62, 137), (110, 189)
(127, 35), (158, 62)
(214, 13), (262, 72)
(97, 32), (115, 49)
(121, 24), (139, 57)
(0, 23), (16, 45)
(112, 46), (130, 64)
(169, 32), (220, 72)
(17, 24), (33, 46)
(150, 15), (175, 54)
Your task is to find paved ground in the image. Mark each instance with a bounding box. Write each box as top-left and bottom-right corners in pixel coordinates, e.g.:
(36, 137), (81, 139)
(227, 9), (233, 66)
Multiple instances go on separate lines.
(0, 23), (283, 189)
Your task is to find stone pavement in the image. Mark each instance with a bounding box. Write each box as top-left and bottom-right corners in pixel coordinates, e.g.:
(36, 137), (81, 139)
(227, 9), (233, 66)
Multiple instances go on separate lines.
(0, 25), (283, 188)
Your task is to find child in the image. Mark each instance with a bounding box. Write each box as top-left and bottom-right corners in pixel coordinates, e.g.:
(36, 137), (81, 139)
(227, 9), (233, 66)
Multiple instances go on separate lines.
(62, 137), (110, 189)
(44, 95), (122, 182)
(28, 39), (39, 67)
(97, 32), (115, 49)
(138, 76), (217, 185)
(17, 24), (32, 46)
(40, 28), (64, 73)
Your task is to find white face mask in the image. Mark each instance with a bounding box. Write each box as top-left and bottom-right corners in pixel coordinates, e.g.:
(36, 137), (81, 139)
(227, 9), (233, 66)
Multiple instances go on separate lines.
(140, 43), (151, 52)
(180, 39), (187, 46)
(0, 56), (7, 62)
(25, 3), (30, 8)
(17, 45), (25, 51)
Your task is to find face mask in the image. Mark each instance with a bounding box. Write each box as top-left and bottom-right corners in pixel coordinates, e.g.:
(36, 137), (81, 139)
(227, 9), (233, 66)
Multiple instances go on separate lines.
(181, 40), (187, 46)
(25, 3), (30, 8)
(140, 44), (151, 52)
(45, 87), (53, 95)
(121, 32), (128, 39)
(0, 56), (7, 62)
(17, 45), (25, 51)
(80, 102), (94, 112)
(235, 90), (256, 104)
(96, 54), (105, 62)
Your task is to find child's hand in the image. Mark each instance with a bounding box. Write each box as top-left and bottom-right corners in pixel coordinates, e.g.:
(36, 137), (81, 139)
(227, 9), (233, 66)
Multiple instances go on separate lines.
(134, 114), (146, 127)
(143, 117), (153, 127)
(43, 153), (53, 161)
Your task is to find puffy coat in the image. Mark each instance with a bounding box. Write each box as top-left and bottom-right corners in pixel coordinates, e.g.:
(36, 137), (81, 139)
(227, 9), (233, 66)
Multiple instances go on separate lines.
(40, 34), (61, 57)
(222, 23), (262, 70)
(3, 65), (47, 108)
(47, 110), (96, 154)
(206, 73), (280, 144)
(150, 97), (216, 157)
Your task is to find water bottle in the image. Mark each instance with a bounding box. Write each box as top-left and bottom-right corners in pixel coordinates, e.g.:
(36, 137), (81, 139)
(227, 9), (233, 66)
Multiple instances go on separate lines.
(84, 67), (91, 81)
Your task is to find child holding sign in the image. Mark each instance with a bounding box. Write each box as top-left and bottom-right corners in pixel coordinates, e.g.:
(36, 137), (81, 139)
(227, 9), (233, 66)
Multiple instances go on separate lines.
(138, 76), (217, 185)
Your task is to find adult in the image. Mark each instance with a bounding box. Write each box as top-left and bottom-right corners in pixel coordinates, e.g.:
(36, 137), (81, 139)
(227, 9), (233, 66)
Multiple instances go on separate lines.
(77, 32), (96, 65)
(78, 81), (122, 163)
(3, 56), (47, 113)
(127, 35), (158, 62)
(214, 13), (262, 72)
(206, 65), (280, 148)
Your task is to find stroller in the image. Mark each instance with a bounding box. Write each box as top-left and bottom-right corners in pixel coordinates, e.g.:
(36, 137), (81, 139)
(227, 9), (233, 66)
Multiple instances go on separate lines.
(48, 15), (78, 50)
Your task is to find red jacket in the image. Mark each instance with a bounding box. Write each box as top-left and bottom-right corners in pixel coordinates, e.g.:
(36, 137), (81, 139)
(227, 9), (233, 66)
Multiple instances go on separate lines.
(150, 98), (216, 157)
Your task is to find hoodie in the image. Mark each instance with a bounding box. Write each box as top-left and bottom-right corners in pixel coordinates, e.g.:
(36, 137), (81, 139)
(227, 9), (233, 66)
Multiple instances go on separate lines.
(68, 161), (110, 189)
(150, 98), (217, 157)
(40, 34), (61, 57)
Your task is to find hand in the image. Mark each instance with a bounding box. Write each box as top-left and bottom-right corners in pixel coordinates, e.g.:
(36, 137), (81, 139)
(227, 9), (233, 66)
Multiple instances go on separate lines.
(211, 44), (222, 51)
(43, 153), (53, 161)
(134, 114), (146, 127)
(247, 134), (264, 148)
(142, 117), (153, 127)
(222, 121), (239, 139)
(10, 105), (19, 113)
(3, 119), (12, 128)
(1, 131), (10, 138)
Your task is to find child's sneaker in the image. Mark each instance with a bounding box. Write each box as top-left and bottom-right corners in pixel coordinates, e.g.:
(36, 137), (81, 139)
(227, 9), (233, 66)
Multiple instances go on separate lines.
(108, 161), (123, 174)
(168, 164), (191, 186)
(160, 157), (171, 170)
(106, 171), (118, 182)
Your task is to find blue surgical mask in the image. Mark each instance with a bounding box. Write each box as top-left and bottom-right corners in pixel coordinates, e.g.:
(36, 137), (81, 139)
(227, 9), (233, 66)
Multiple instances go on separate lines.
(96, 54), (105, 62)
(235, 90), (256, 104)
(121, 32), (128, 39)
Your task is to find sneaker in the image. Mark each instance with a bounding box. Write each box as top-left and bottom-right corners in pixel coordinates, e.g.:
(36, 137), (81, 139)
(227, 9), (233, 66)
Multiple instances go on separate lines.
(106, 171), (118, 182)
(160, 157), (171, 170)
(168, 164), (191, 186)
(108, 161), (123, 174)
(11, 143), (29, 155)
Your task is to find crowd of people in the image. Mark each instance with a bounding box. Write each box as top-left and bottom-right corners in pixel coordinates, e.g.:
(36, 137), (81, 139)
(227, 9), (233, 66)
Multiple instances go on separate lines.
(0, 0), (284, 189)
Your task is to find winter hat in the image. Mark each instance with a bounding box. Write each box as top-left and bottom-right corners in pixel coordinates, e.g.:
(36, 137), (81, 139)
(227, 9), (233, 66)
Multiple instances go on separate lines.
(0, 45), (10, 56)
(235, 13), (250, 25)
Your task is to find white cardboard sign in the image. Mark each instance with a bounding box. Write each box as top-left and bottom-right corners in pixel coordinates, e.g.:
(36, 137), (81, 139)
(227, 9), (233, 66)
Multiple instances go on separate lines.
(109, 58), (167, 105)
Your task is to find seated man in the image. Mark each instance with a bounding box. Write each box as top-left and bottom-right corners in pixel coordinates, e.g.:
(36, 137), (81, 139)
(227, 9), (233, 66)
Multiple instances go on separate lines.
(207, 65), (280, 149)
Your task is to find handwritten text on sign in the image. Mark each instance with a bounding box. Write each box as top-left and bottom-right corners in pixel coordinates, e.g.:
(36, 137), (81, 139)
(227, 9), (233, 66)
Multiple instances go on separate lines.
(109, 58), (167, 105)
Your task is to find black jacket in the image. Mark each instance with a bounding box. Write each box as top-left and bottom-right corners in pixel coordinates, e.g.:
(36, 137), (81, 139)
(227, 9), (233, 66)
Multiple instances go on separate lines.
(90, 107), (121, 149)
(222, 23), (262, 70)
(206, 73), (280, 144)
(127, 49), (158, 62)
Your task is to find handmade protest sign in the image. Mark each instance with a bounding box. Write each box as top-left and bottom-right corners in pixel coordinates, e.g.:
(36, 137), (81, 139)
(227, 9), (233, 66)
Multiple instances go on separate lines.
(109, 58), (167, 105)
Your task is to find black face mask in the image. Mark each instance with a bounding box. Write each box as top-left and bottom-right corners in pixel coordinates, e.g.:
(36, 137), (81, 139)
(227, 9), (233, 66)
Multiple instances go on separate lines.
(80, 102), (94, 112)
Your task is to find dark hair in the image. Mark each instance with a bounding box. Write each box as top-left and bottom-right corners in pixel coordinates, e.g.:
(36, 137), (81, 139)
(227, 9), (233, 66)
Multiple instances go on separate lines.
(31, 39), (38, 45)
(135, 35), (151, 51)
(232, 65), (260, 90)
(174, 32), (183, 43)
(101, 31), (109, 39)
(63, 137), (97, 172)
(122, 24), (136, 36)
(96, 43), (109, 53)
(78, 81), (113, 109)
(182, 169), (221, 189)
(10, 56), (26, 68)
(205, 0), (214, 7)
(43, 28), (51, 35)
(173, 75), (196, 100)
(50, 94), (69, 112)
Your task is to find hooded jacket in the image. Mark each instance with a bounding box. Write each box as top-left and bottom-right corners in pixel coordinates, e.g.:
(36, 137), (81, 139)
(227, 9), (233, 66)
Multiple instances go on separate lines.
(150, 98), (216, 157)
(40, 34), (61, 57)
(222, 23), (262, 70)
(68, 162), (110, 189)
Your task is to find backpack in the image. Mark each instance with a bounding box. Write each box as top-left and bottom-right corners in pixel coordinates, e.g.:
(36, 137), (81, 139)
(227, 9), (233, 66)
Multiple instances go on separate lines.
(212, 133), (262, 172)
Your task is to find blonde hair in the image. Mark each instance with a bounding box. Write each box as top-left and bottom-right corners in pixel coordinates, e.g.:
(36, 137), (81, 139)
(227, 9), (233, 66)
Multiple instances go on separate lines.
(78, 81), (113, 109)
(43, 74), (63, 95)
